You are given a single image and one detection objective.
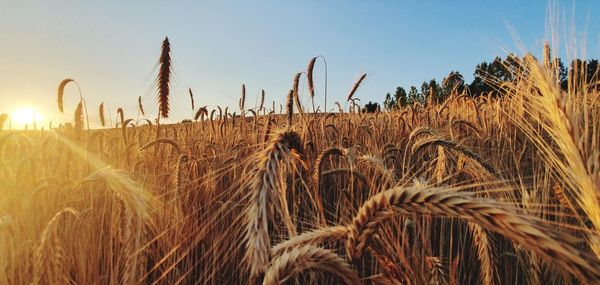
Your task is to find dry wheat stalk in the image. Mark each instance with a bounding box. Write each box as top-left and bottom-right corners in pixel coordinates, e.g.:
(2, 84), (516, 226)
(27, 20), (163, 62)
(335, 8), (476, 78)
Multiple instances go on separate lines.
(292, 73), (304, 116)
(307, 57), (317, 98)
(81, 167), (156, 284)
(263, 245), (360, 285)
(543, 41), (552, 69)
(245, 130), (305, 278)
(32, 208), (79, 285)
(347, 73), (366, 101)
(194, 106), (208, 121)
(412, 136), (495, 173)
(271, 225), (348, 257)
(117, 108), (125, 128)
(175, 154), (189, 194)
(240, 84), (246, 113)
(345, 185), (600, 283)
(468, 222), (495, 285)
(158, 37), (171, 118)
(313, 147), (349, 188)
(140, 138), (181, 154)
(0, 113), (7, 131)
(321, 168), (373, 191)
(286, 90), (294, 127)
(57, 78), (74, 113)
(99, 103), (106, 127)
(433, 145), (447, 184)
(74, 101), (84, 131)
(426, 256), (447, 285)
(189, 88), (195, 110)
(312, 147), (350, 225)
(259, 89), (265, 112)
(138, 96), (145, 116)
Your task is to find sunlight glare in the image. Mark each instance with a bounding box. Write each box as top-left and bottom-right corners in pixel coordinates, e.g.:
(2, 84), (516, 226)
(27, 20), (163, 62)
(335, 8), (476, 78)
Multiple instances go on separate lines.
(10, 107), (45, 129)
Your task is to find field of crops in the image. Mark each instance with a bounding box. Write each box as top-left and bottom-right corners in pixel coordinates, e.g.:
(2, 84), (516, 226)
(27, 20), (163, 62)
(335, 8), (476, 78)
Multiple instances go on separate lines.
(1, 40), (600, 285)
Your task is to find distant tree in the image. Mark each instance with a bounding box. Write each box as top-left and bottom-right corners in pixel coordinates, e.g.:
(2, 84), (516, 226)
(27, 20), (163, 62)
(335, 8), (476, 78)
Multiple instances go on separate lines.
(383, 86), (408, 110)
(469, 60), (495, 96)
(421, 79), (442, 104)
(556, 58), (568, 90)
(565, 59), (586, 92)
(363, 101), (380, 113)
(407, 86), (422, 105)
(420, 81), (429, 98)
(381, 54), (597, 109)
(442, 71), (465, 98)
(383, 93), (394, 110)
(469, 56), (515, 97)
(555, 58), (600, 91)
(587, 59), (599, 85)
(394, 87), (408, 108)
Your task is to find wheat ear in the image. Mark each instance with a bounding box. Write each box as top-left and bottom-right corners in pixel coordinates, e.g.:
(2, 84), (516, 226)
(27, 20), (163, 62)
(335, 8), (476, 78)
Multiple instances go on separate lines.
(99, 103), (106, 127)
(189, 87), (195, 110)
(245, 130), (305, 278)
(157, 37), (171, 118)
(263, 245), (360, 285)
(57, 78), (74, 113)
(138, 96), (145, 116)
(347, 73), (366, 101)
(346, 185), (600, 284)
(271, 226), (348, 257)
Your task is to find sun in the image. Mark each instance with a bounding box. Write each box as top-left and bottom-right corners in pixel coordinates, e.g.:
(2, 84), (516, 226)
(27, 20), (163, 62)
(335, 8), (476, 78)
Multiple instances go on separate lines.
(10, 107), (45, 129)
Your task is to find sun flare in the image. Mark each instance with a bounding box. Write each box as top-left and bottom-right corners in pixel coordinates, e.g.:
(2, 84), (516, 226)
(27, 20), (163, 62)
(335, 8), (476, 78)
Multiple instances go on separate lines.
(10, 107), (45, 129)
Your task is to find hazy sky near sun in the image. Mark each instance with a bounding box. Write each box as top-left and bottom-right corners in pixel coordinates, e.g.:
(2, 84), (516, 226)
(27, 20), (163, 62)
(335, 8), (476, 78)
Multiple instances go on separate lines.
(0, 0), (599, 127)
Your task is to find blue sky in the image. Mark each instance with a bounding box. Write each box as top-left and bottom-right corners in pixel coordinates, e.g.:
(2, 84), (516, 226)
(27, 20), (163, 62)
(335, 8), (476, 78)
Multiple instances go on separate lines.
(0, 0), (599, 127)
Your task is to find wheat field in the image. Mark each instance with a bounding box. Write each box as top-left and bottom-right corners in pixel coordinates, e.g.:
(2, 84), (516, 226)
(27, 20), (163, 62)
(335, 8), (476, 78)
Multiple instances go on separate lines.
(1, 38), (600, 285)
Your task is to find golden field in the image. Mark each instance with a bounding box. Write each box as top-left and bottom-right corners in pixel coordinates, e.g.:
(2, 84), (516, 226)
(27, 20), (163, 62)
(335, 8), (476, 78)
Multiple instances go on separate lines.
(1, 41), (600, 285)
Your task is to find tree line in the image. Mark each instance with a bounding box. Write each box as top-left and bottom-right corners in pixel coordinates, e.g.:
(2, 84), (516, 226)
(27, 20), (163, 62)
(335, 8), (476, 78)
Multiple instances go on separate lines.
(363, 54), (599, 112)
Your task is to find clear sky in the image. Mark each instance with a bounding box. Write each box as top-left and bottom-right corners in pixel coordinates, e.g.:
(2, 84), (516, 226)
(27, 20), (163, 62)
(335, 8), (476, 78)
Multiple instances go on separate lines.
(0, 0), (599, 128)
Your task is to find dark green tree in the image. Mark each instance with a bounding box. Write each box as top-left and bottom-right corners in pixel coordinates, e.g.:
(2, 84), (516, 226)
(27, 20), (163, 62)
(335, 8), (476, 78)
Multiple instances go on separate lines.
(420, 81), (429, 98)
(363, 101), (380, 113)
(394, 86), (408, 108)
(383, 93), (394, 110)
(442, 71), (465, 98)
(407, 86), (421, 105)
(469, 56), (514, 97)
(587, 59), (599, 84)
(556, 58), (568, 90)
(421, 79), (442, 104)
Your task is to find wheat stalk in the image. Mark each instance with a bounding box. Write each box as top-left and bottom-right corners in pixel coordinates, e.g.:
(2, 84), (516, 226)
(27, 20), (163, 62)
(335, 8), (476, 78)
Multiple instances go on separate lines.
(74, 101), (84, 131)
(194, 106), (208, 121)
(263, 245), (360, 285)
(189, 88), (195, 110)
(271, 226), (348, 257)
(307, 57), (317, 99)
(99, 103), (106, 127)
(0, 114), (8, 131)
(292, 73), (304, 116)
(138, 96), (145, 116)
(117, 107), (125, 128)
(286, 90), (294, 127)
(412, 136), (495, 173)
(347, 73), (366, 102)
(140, 138), (181, 154)
(32, 208), (79, 285)
(543, 41), (552, 69)
(57, 79), (74, 113)
(259, 89), (265, 112)
(346, 185), (600, 283)
(245, 130), (305, 278)
(157, 37), (171, 118)
(468, 222), (496, 285)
